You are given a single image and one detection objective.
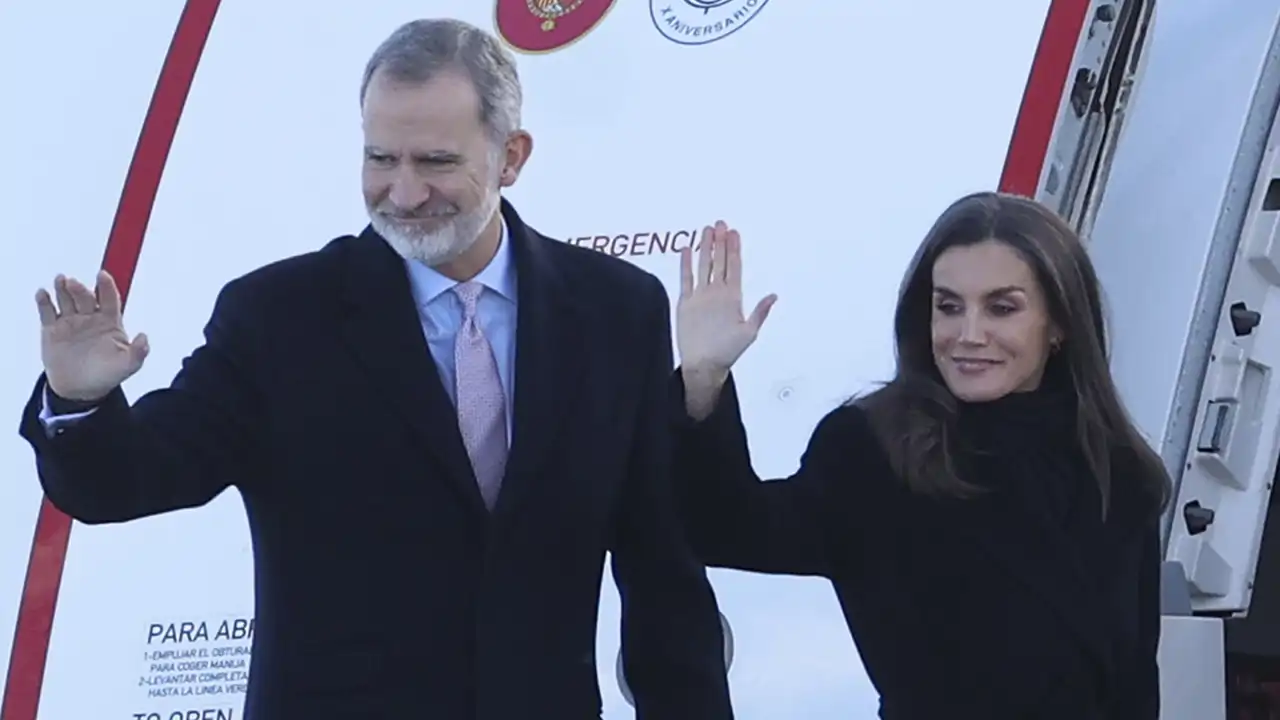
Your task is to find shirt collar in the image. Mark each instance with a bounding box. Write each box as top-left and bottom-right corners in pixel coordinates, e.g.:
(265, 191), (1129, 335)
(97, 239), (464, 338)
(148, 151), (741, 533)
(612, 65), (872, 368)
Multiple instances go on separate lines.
(404, 218), (516, 308)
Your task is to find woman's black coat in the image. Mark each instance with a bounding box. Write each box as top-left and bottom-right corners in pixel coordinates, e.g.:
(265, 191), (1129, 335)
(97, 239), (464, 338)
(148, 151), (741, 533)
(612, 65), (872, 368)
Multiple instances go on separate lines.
(673, 373), (1162, 719)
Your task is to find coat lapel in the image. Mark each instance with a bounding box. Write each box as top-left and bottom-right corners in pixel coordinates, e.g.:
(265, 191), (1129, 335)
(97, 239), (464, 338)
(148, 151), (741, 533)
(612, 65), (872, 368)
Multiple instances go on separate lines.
(490, 199), (587, 523)
(337, 227), (489, 517)
(335, 200), (589, 523)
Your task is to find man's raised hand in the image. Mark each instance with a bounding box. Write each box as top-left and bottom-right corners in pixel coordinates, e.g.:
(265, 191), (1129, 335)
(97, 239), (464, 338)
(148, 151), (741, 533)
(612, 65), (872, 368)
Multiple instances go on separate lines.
(36, 270), (149, 401)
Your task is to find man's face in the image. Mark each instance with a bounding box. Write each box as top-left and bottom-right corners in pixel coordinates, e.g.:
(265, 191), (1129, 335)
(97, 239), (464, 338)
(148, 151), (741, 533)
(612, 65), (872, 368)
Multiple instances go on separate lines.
(361, 70), (503, 267)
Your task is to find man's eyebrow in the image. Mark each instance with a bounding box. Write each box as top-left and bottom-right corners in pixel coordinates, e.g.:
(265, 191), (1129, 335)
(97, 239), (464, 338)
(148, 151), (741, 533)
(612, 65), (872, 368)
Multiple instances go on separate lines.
(362, 147), (464, 163)
(412, 150), (463, 162)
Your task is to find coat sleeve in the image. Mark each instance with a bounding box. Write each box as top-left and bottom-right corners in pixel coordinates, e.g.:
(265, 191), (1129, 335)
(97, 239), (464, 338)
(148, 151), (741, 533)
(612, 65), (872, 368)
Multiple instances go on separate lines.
(608, 275), (734, 720)
(671, 368), (862, 577)
(17, 278), (268, 524)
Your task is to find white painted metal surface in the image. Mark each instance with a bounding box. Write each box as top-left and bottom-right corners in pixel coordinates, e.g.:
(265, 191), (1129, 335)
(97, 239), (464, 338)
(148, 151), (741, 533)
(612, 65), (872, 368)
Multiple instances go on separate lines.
(1158, 616), (1226, 720)
(1087, 2), (1280, 615)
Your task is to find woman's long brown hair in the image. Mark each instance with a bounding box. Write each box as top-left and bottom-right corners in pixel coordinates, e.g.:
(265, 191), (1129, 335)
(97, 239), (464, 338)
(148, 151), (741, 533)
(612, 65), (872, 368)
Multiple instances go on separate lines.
(858, 191), (1171, 518)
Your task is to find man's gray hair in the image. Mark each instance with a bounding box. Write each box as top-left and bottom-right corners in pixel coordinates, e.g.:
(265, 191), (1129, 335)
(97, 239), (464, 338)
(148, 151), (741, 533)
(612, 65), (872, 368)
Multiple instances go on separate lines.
(360, 18), (522, 144)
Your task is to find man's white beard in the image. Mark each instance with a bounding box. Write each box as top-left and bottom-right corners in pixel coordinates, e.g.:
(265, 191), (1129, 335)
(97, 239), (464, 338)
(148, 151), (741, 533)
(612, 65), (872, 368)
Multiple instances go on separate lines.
(371, 185), (502, 267)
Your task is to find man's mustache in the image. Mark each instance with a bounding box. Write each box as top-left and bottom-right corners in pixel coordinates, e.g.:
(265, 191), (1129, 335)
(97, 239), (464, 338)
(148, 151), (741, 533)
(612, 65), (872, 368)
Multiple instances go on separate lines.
(375, 204), (458, 220)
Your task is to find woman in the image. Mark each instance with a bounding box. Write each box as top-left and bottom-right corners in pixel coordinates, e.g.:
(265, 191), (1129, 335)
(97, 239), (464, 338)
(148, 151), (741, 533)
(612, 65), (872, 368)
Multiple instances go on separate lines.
(674, 192), (1171, 719)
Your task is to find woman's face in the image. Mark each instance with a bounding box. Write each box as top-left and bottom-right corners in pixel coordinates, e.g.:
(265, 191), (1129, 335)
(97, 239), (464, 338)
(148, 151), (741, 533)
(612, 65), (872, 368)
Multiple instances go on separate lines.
(930, 239), (1060, 402)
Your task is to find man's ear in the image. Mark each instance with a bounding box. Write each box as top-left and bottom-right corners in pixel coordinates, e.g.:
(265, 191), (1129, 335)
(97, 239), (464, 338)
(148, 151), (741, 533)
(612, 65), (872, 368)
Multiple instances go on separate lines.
(499, 130), (533, 188)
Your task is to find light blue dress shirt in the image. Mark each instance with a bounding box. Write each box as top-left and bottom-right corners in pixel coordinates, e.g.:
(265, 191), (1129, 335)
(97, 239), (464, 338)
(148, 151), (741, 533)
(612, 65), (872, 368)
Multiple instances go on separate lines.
(404, 220), (519, 444)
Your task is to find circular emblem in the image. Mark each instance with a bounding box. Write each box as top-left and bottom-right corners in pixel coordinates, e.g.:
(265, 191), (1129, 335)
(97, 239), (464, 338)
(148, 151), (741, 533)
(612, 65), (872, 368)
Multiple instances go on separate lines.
(494, 0), (617, 54)
(649, 0), (769, 46)
(526, 0), (584, 30)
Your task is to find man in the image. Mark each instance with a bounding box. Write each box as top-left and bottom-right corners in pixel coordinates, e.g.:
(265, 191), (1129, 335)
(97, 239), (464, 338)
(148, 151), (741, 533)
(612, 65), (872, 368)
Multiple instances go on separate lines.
(20, 18), (733, 719)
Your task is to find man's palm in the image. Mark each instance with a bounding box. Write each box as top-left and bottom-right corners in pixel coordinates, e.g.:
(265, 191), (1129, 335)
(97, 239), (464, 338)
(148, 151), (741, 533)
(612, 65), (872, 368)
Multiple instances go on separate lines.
(37, 271), (149, 401)
(676, 222), (776, 372)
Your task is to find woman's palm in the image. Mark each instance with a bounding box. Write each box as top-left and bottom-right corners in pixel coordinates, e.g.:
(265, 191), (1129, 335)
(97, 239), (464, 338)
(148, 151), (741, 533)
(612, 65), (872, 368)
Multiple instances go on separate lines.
(676, 222), (776, 372)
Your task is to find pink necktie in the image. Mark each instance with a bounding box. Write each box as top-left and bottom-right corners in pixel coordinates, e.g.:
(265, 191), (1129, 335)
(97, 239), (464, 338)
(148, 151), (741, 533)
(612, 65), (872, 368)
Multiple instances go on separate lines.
(452, 281), (508, 510)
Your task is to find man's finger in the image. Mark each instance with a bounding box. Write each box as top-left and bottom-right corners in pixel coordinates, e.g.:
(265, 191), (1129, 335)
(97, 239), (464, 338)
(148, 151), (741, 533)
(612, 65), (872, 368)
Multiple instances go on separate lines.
(67, 277), (98, 314)
(97, 270), (123, 318)
(54, 275), (76, 315)
(35, 289), (58, 326)
(129, 332), (150, 369)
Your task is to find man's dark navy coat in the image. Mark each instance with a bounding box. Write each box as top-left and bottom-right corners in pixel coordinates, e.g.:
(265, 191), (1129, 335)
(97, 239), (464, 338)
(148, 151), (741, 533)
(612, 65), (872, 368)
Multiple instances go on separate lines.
(19, 200), (733, 719)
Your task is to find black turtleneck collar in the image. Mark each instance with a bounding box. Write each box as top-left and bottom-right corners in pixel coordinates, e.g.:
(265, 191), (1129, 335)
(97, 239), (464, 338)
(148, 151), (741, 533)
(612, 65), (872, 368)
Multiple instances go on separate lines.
(951, 379), (1089, 527)
(955, 382), (1078, 453)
